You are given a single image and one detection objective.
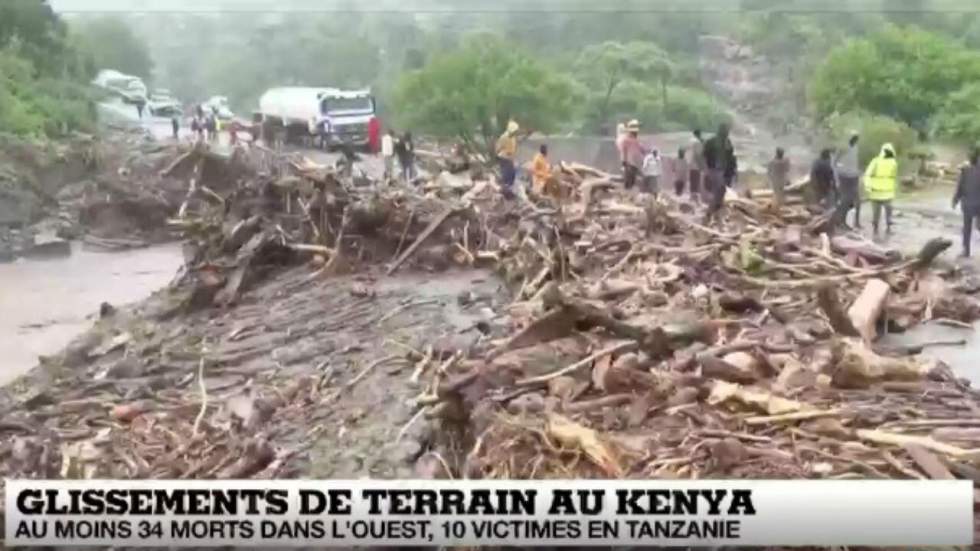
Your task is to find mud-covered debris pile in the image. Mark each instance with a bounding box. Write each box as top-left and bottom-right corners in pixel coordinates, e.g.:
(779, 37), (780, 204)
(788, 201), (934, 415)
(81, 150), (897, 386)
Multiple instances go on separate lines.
(164, 143), (531, 312)
(413, 170), (980, 495)
(3, 137), (980, 516)
(0, 141), (524, 488)
(0, 128), (196, 258)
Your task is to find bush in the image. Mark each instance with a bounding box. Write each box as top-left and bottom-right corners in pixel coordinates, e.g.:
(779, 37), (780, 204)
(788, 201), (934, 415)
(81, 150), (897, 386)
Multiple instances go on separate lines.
(0, 47), (95, 138)
(602, 81), (731, 133)
(823, 111), (918, 170)
(809, 25), (980, 131)
(932, 82), (980, 145)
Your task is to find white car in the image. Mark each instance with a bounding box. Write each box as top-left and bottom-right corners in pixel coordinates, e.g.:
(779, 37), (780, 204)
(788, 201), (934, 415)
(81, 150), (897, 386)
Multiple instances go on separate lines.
(92, 69), (147, 105)
(147, 90), (182, 117)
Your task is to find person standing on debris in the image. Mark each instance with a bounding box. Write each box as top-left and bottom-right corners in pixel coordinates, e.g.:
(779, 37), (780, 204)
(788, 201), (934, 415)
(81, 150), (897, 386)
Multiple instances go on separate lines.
(835, 131), (862, 229)
(495, 120), (520, 199)
(811, 149), (837, 211)
(381, 129), (395, 181)
(864, 143), (898, 236)
(532, 144), (553, 197)
(621, 120), (648, 191)
(171, 115), (180, 141)
(689, 129), (705, 202)
(767, 147), (791, 211)
(673, 147), (689, 197)
(615, 122), (628, 174)
(952, 149), (980, 257)
(641, 147), (662, 197)
(396, 131), (417, 183)
(703, 123), (736, 223)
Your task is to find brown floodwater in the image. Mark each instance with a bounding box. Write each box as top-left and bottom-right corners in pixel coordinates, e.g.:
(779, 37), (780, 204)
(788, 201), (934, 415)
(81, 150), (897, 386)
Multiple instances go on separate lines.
(0, 242), (184, 385)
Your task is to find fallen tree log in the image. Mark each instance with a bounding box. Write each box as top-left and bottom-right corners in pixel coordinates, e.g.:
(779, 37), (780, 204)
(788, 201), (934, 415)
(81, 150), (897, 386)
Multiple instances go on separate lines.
(912, 237), (953, 270)
(816, 284), (861, 337)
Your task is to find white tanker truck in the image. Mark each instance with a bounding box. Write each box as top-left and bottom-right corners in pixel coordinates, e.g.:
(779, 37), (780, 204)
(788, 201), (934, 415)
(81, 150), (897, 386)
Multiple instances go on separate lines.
(254, 86), (376, 148)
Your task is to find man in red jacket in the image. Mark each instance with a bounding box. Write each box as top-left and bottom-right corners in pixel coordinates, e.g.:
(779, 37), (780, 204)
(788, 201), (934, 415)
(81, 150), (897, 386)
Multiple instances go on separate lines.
(367, 117), (381, 154)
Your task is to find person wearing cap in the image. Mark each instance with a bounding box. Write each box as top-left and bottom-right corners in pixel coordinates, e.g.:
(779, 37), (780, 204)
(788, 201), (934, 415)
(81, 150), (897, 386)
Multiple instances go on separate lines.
(952, 148), (980, 257)
(864, 143), (898, 236)
(835, 131), (862, 229)
(496, 120), (520, 199)
(620, 120), (648, 190)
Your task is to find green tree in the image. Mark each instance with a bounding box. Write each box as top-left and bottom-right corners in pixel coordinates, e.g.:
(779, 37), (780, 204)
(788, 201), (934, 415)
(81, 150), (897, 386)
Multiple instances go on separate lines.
(393, 33), (577, 155)
(0, 0), (76, 77)
(575, 41), (673, 130)
(73, 16), (154, 81)
(0, 1), (95, 137)
(809, 25), (980, 131)
(933, 83), (980, 143)
(823, 111), (919, 169)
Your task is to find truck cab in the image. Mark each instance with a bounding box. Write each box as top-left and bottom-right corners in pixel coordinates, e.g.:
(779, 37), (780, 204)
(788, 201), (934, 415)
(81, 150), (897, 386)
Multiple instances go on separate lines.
(316, 89), (376, 147)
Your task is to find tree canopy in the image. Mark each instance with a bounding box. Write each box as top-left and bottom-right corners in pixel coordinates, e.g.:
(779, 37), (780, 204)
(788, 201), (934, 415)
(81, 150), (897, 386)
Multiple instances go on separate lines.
(393, 34), (577, 154)
(0, 0), (95, 138)
(73, 16), (154, 81)
(809, 25), (980, 133)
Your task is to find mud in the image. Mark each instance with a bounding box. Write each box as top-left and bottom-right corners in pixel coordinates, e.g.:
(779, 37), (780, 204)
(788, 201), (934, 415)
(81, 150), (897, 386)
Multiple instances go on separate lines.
(0, 242), (184, 384)
(0, 263), (507, 482)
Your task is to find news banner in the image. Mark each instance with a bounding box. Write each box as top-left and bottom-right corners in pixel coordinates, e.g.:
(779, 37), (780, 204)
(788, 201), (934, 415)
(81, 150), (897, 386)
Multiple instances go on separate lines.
(3, 479), (973, 547)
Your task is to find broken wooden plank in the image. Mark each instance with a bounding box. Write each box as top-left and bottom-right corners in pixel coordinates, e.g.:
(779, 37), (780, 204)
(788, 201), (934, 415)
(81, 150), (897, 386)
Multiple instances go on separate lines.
(847, 278), (890, 343)
(903, 443), (955, 479)
(386, 207), (456, 275)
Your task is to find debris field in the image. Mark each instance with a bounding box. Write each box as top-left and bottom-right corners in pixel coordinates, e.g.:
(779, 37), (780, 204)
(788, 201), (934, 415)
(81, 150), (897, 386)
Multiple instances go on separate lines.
(2, 138), (980, 540)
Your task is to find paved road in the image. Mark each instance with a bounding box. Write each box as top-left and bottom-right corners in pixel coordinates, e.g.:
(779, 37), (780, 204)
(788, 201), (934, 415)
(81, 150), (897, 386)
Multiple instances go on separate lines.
(100, 100), (395, 181)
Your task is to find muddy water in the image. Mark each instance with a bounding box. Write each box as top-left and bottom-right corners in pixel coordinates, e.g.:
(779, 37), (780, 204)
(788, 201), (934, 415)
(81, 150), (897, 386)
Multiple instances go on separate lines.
(0, 242), (183, 385)
(878, 322), (980, 384)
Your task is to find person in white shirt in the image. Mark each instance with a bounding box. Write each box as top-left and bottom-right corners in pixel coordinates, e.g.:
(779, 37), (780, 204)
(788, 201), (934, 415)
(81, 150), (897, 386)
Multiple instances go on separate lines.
(642, 148), (662, 198)
(381, 130), (395, 181)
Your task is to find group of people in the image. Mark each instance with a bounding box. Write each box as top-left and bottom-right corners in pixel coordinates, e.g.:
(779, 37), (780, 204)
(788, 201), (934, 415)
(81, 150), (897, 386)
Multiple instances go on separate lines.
(380, 129), (417, 183)
(613, 121), (738, 225)
(764, 131), (898, 237)
(189, 104), (220, 143)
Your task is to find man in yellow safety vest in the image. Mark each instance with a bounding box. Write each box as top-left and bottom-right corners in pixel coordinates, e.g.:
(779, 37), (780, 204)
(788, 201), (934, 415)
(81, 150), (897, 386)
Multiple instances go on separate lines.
(863, 143), (898, 236)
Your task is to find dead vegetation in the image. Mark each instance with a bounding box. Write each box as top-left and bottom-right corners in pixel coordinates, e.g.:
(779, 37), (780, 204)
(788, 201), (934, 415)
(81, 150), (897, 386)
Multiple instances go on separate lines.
(2, 138), (980, 537)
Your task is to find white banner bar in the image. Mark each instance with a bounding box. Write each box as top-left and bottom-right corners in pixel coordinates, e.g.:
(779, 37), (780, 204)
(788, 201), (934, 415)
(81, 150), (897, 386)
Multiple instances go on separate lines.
(4, 479), (973, 546)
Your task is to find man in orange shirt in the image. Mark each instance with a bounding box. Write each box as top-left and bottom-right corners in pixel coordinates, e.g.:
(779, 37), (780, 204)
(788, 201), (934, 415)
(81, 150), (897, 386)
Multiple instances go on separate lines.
(532, 144), (554, 197)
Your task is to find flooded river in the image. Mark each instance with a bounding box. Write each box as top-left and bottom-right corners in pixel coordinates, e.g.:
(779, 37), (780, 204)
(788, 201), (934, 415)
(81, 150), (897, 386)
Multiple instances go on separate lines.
(0, 242), (184, 385)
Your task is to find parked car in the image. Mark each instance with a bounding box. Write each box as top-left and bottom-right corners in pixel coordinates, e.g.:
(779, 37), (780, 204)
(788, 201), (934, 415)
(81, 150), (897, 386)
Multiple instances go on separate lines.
(92, 69), (148, 105)
(147, 89), (182, 117)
